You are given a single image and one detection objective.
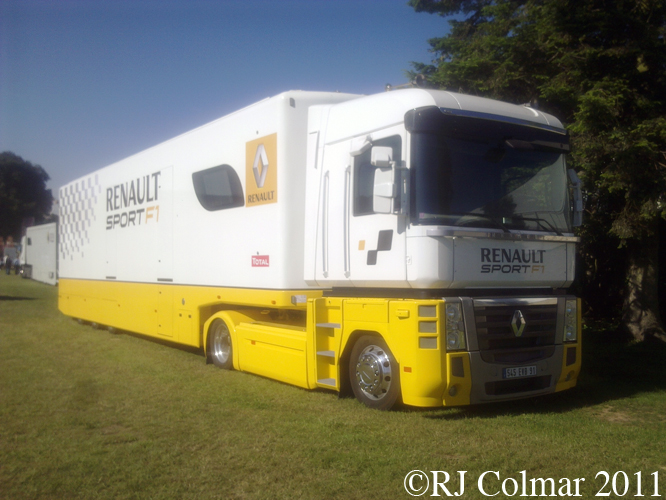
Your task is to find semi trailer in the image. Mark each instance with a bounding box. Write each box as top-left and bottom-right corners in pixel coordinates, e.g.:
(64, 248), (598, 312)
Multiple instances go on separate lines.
(59, 88), (583, 410)
(22, 222), (58, 285)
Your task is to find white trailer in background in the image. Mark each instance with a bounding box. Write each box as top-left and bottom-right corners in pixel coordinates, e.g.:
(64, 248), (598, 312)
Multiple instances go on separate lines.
(24, 222), (58, 285)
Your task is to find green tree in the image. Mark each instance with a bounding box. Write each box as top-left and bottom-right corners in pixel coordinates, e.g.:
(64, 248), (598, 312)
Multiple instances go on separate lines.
(0, 152), (53, 240)
(409, 0), (666, 342)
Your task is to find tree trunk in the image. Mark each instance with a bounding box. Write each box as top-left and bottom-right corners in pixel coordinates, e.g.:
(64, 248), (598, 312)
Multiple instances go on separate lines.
(622, 222), (666, 343)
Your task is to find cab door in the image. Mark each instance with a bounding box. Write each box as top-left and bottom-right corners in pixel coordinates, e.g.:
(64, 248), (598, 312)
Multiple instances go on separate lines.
(347, 131), (407, 287)
(313, 139), (354, 287)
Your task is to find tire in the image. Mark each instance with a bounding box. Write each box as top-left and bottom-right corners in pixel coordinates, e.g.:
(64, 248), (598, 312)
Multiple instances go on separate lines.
(349, 335), (400, 410)
(208, 319), (233, 370)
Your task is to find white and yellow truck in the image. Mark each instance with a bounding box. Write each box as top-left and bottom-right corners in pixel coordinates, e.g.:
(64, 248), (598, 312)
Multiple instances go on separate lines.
(59, 89), (583, 410)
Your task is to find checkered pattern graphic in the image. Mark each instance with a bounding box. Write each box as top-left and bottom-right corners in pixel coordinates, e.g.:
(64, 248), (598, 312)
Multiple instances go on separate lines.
(59, 174), (102, 260)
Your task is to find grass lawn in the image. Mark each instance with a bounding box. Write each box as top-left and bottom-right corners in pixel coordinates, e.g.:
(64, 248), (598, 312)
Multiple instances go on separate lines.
(1, 274), (665, 499)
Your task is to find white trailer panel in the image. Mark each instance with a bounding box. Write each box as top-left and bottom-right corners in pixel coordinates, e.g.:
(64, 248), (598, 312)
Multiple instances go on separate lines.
(59, 91), (358, 289)
(25, 223), (58, 285)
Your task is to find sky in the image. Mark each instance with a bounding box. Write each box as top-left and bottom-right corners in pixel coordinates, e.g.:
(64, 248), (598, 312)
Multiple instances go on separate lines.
(0, 0), (451, 196)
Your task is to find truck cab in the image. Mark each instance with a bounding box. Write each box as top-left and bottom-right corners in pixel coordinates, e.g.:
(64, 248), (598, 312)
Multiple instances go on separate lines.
(304, 89), (582, 408)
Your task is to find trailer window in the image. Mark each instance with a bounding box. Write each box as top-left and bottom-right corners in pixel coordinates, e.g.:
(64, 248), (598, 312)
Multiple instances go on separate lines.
(192, 165), (244, 211)
(353, 135), (402, 216)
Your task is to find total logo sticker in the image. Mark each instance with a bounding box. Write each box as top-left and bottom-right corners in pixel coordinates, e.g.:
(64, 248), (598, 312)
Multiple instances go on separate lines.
(252, 255), (270, 267)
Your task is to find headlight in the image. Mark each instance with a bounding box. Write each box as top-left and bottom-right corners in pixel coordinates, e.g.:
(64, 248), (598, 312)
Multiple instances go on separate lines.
(564, 299), (578, 342)
(446, 304), (460, 322)
(445, 302), (466, 351)
(447, 332), (462, 350)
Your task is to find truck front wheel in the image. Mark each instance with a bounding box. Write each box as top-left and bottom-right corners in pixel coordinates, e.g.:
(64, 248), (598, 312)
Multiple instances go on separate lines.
(208, 319), (233, 370)
(349, 335), (400, 410)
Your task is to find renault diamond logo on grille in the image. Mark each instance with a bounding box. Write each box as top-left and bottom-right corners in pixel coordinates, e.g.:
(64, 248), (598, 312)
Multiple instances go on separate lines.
(511, 310), (526, 337)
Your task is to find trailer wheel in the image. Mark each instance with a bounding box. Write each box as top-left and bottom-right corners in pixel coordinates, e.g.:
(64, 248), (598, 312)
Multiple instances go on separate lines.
(349, 335), (400, 410)
(208, 319), (233, 370)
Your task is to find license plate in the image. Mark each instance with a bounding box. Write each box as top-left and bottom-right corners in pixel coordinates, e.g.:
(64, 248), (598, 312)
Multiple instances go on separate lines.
(503, 366), (537, 379)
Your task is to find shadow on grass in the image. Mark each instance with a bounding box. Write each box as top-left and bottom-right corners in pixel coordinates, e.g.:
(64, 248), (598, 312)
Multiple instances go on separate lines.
(72, 315), (666, 418)
(75, 320), (204, 357)
(419, 326), (666, 420)
(121, 330), (204, 357)
(0, 295), (36, 301)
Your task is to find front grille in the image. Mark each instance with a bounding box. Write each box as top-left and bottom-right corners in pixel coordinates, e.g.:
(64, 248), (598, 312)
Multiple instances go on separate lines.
(474, 300), (558, 364)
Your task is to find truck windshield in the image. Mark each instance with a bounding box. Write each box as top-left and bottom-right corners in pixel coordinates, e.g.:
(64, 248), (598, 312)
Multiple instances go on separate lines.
(408, 108), (572, 233)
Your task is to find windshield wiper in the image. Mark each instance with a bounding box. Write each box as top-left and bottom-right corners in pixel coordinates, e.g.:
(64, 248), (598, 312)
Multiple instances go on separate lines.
(514, 215), (563, 236)
(450, 212), (512, 233)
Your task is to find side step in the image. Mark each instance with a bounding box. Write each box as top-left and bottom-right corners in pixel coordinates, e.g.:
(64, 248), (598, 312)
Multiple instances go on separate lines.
(317, 378), (336, 388)
(313, 300), (343, 390)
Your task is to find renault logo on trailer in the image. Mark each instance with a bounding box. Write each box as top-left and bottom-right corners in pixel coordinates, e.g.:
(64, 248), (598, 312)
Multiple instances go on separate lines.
(252, 144), (269, 188)
(245, 133), (277, 207)
(511, 310), (526, 337)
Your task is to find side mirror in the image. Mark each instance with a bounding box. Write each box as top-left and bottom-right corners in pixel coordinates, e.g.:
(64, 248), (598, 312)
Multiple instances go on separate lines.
(370, 146), (409, 215)
(567, 169), (583, 227)
(370, 146), (392, 167)
(371, 147), (395, 213)
(373, 166), (396, 214)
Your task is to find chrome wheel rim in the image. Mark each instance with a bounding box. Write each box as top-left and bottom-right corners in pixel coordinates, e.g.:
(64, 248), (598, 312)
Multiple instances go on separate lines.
(210, 323), (231, 365)
(355, 345), (392, 400)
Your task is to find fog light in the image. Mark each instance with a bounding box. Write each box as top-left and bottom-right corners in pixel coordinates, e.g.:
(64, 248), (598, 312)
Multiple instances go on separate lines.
(449, 385), (458, 397)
